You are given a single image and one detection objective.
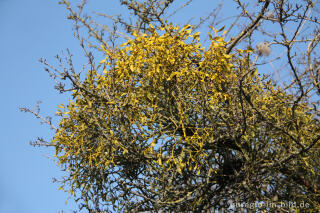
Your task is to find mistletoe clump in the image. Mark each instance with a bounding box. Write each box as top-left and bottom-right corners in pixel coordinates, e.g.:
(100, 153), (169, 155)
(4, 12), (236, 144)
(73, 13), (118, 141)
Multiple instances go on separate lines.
(52, 23), (320, 212)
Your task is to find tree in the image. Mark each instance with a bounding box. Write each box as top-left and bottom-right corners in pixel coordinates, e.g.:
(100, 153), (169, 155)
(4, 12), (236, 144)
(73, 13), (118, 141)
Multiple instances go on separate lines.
(21, 0), (320, 212)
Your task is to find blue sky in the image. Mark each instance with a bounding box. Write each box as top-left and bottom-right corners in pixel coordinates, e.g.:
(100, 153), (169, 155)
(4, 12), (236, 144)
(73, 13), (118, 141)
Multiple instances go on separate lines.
(0, 0), (240, 212)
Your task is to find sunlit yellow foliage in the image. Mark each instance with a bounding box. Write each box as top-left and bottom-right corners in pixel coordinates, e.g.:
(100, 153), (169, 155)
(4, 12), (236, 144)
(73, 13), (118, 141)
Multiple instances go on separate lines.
(54, 24), (236, 170)
(51, 23), (320, 211)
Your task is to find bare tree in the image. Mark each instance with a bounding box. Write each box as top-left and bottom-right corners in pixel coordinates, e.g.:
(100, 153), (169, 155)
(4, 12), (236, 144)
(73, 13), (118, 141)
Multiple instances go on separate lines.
(21, 0), (320, 212)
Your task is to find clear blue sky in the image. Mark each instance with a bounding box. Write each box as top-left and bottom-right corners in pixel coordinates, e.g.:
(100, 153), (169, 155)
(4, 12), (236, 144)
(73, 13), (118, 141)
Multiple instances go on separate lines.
(0, 0), (240, 212)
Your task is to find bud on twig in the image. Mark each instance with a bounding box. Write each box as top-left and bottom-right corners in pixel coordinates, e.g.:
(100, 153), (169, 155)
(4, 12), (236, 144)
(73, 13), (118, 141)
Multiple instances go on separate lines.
(265, 11), (274, 19)
(256, 42), (271, 56)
